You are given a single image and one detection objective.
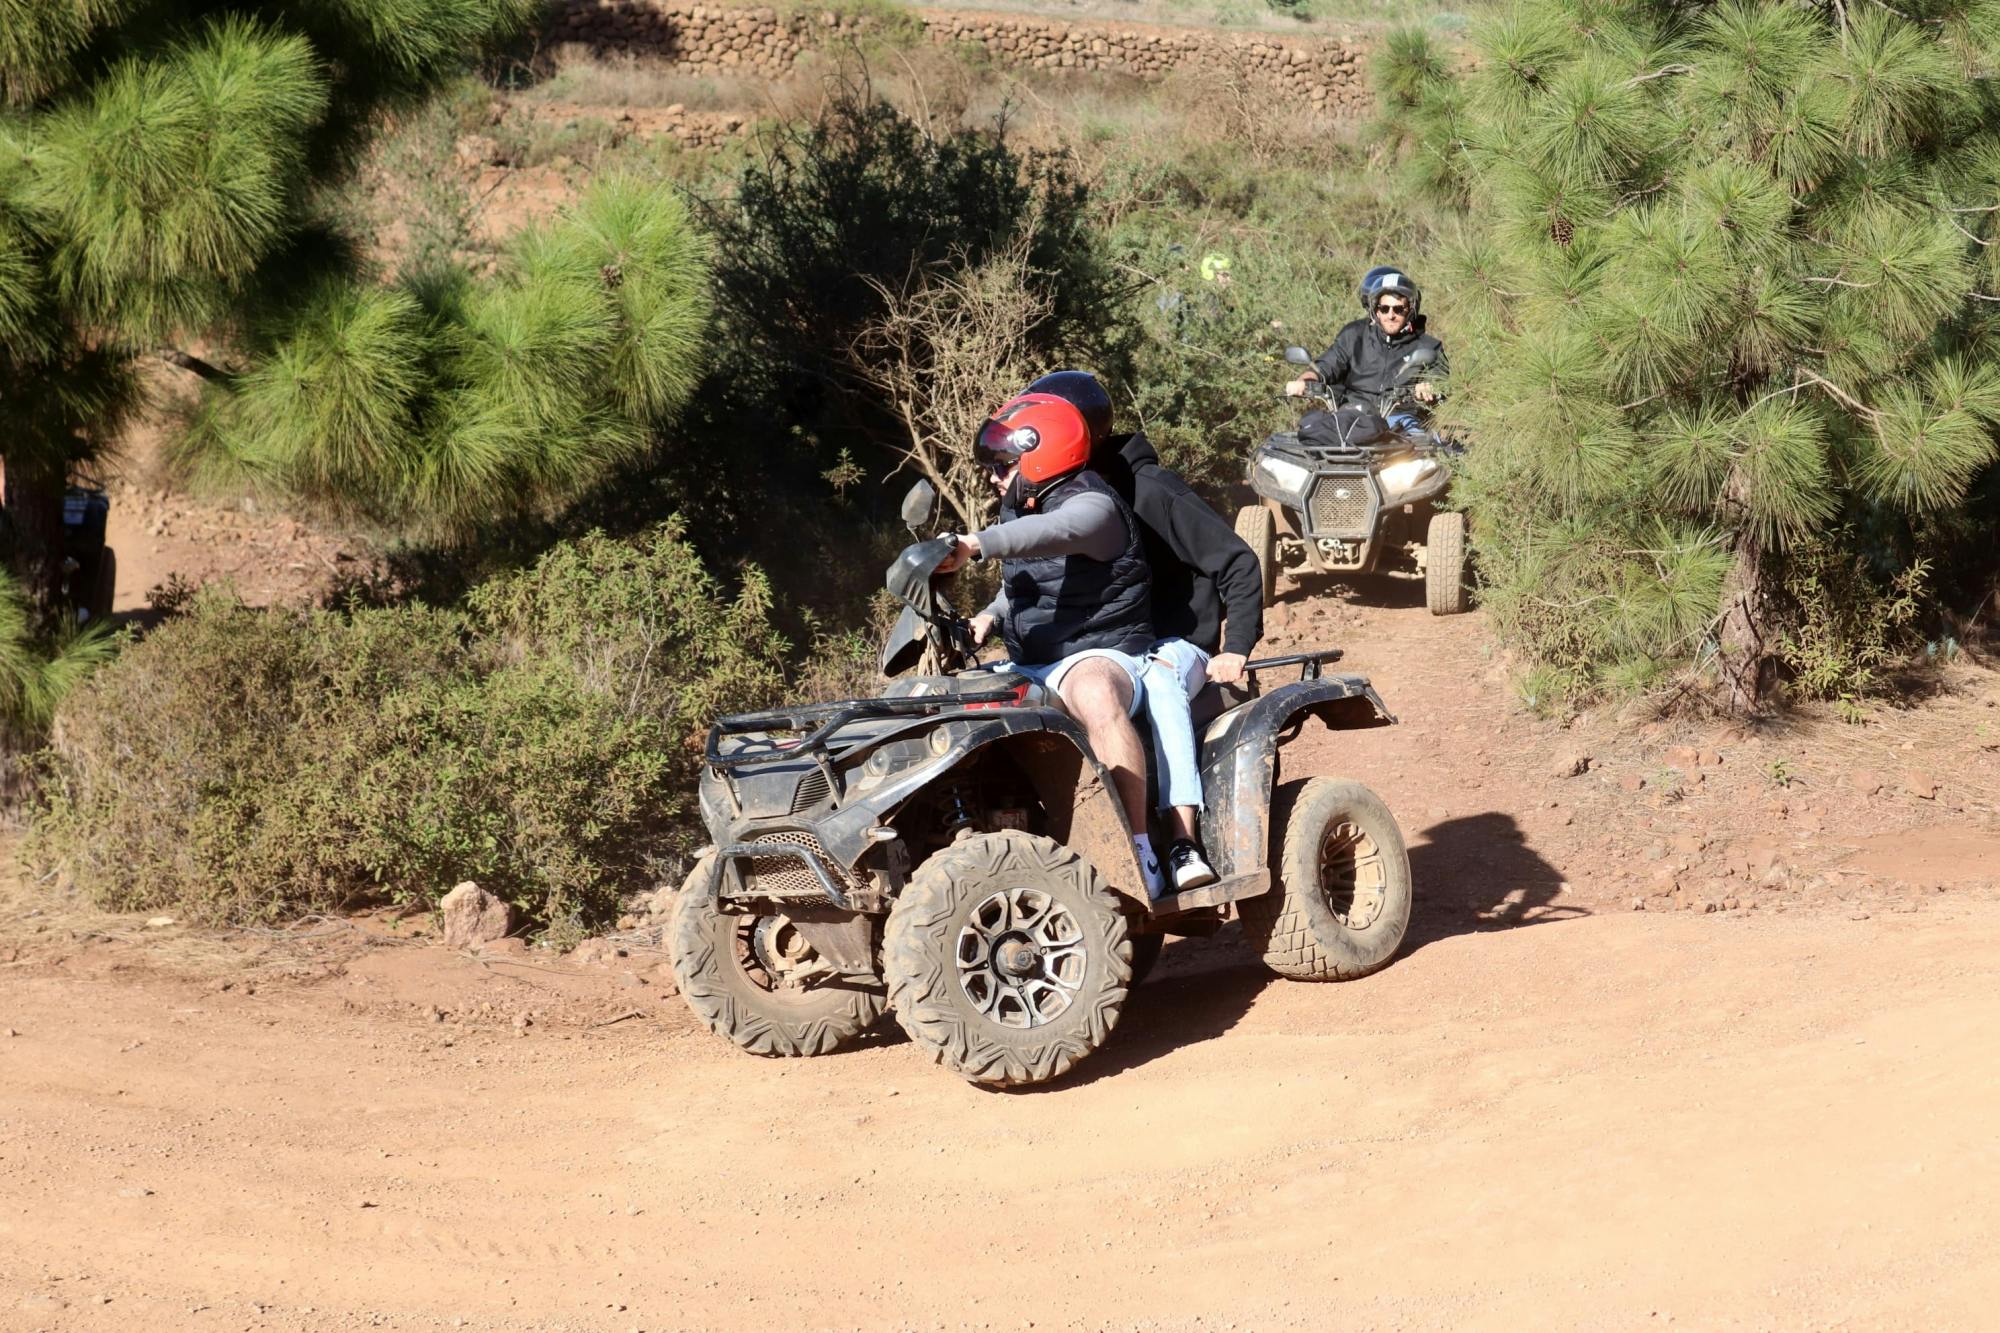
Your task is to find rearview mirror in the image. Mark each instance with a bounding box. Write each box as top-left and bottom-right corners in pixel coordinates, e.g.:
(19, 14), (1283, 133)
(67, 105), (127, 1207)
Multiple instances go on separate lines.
(1404, 345), (1439, 368)
(900, 479), (939, 533)
(1284, 346), (1313, 366)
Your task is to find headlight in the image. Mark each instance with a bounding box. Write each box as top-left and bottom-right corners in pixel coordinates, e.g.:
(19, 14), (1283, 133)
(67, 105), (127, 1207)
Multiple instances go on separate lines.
(1376, 457), (1439, 505)
(1254, 455), (1313, 498)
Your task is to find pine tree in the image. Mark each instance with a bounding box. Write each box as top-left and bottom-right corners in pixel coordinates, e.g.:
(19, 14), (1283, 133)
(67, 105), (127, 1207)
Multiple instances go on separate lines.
(1387, 1), (2000, 709)
(0, 1), (711, 616)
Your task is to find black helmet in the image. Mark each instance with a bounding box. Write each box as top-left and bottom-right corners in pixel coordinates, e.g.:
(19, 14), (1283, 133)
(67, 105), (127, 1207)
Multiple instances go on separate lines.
(1359, 265), (1421, 317)
(1025, 370), (1114, 448)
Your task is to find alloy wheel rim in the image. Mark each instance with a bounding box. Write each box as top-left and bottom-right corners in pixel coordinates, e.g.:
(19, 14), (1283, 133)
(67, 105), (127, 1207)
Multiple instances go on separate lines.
(1318, 819), (1387, 930)
(955, 887), (1086, 1029)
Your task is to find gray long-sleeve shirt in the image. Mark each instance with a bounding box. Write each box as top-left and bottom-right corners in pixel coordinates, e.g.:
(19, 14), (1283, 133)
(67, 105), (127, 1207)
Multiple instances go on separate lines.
(974, 491), (1124, 624)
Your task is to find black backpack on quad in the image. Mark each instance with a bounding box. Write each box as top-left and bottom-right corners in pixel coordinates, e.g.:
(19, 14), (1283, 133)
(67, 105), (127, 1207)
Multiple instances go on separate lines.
(1236, 345), (1469, 616)
(668, 481), (1414, 1089)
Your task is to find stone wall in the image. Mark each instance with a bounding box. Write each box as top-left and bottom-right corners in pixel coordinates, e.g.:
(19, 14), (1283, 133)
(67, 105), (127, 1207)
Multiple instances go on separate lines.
(542, 1), (1374, 117)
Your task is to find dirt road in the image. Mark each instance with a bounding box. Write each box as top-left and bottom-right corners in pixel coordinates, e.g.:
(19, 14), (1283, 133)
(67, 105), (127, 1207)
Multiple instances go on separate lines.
(6, 591), (2000, 1331)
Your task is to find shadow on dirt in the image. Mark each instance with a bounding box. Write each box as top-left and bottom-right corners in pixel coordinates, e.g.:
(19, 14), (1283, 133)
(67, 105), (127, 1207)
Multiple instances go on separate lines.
(1403, 811), (1588, 953)
(1037, 928), (1274, 1091)
(872, 812), (1582, 1091)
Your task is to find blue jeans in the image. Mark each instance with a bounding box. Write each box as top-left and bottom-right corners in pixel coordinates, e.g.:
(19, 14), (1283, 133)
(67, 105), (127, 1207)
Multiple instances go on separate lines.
(1140, 638), (1209, 811)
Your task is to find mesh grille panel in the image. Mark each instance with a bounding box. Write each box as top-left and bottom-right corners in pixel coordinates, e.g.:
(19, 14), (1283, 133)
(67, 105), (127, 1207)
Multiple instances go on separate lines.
(743, 830), (843, 899)
(1308, 475), (1374, 536)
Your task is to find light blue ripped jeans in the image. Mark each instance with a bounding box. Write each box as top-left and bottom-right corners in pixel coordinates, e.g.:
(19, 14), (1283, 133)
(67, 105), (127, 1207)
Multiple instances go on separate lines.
(1140, 638), (1210, 811)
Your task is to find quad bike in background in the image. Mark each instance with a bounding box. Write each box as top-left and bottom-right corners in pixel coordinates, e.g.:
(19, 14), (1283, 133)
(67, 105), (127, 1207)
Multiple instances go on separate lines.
(0, 472), (118, 627)
(669, 479), (1414, 1089)
(1236, 345), (1469, 616)
(61, 487), (117, 626)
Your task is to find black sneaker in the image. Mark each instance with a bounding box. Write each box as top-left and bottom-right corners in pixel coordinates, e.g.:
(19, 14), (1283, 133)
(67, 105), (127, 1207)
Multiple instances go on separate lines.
(1168, 839), (1218, 892)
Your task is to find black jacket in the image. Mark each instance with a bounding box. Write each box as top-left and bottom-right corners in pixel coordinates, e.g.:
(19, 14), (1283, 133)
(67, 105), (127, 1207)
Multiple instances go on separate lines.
(1094, 431), (1263, 657)
(993, 469), (1154, 665)
(1312, 315), (1447, 414)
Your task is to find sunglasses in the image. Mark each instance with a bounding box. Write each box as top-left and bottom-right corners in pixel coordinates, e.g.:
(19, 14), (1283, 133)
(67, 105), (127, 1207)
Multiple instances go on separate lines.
(1375, 302), (1410, 315)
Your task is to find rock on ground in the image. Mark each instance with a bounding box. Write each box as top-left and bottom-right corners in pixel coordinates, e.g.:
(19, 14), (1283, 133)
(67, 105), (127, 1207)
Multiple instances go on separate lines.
(439, 882), (516, 951)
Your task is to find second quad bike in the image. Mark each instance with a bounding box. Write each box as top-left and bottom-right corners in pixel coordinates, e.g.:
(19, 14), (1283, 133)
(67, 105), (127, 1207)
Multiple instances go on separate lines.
(61, 487), (117, 626)
(1236, 345), (1469, 616)
(669, 480), (1414, 1089)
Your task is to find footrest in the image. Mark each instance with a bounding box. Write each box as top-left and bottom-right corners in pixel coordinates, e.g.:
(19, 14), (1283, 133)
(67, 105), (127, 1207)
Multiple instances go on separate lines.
(1149, 868), (1270, 917)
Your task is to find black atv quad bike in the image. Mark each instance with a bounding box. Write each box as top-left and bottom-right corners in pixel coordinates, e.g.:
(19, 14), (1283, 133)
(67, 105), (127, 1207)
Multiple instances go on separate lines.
(669, 481), (1413, 1088)
(1236, 345), (1469, 616)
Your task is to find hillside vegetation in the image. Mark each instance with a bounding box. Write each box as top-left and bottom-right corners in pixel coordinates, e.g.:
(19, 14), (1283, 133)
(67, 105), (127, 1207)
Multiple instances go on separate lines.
(14, 2), (1998, 933)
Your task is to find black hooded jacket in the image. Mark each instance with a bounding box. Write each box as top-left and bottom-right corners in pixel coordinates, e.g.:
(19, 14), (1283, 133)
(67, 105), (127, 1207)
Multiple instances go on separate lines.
(1093, 430), (1263, 657)
(1312, 315), (1448, 413)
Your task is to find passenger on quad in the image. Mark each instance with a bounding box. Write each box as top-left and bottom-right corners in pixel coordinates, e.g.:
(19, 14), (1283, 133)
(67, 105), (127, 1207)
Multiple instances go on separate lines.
(1285, 265), (1447, 433)
(936, 393), (1168, 896)
(1025, 370), (1266, 896)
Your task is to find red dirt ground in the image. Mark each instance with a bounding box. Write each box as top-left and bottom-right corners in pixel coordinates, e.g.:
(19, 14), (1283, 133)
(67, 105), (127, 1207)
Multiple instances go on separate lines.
(5, 578), (1998, 1331)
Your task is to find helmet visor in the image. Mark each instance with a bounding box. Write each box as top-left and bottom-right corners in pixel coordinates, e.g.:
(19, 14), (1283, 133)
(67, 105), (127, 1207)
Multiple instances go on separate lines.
(974, 417), (1040, 473)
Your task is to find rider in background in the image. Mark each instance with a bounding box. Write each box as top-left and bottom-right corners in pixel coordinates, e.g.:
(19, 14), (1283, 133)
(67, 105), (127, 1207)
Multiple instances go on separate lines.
(1285, 266), (1447, 433)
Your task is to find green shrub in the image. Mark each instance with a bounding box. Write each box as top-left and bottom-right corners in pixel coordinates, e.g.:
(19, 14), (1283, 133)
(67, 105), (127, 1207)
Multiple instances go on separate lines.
(1773, 536), (1930, 705)
(467, 520), (791, 763)
(28, 522), (792, 929)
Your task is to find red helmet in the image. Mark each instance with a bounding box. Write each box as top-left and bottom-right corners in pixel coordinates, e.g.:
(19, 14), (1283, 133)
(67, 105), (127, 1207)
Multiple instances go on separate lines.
(974, 393), (1091, 488)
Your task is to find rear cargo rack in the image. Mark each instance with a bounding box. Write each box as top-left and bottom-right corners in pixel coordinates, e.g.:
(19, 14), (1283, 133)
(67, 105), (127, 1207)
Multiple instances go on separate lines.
(1242, 649), (1343, 682)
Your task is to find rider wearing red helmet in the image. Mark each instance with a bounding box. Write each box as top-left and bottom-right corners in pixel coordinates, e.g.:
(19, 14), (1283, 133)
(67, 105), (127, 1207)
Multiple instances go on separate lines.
(938, 392), (1168, 895)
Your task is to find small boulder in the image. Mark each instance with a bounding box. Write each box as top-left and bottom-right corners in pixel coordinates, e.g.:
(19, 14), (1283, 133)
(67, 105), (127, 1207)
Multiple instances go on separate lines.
(1849, 769), (1885, 797)
(566, 938), (626, 967)
(1902, 772), (1938, 801)
(1665, 745), (1700, 769)
(1552, 752), (1591, 778)
(1618, 773), (1647, 793)
(440, 881), (516, 951)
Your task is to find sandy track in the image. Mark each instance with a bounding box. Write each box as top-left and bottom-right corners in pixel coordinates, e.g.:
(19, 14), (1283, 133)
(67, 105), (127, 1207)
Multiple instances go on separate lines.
(6, 899), (2000, 1331)
(6, 591), (1999, 1331)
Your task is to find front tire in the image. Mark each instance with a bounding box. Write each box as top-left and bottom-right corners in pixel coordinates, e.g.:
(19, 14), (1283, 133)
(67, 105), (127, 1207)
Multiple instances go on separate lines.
(1241, 779), (1412, 981)
(671, 855), (887, 1057)
(1425, 511), (1468, 616)
(884, 831), (1131, 1087)
(1235, 504), (1278, 606)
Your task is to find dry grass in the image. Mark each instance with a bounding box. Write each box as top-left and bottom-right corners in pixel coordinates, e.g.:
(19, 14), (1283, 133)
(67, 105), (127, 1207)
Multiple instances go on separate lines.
(0, 835), (401, 982)
(521, 49), (772, 110)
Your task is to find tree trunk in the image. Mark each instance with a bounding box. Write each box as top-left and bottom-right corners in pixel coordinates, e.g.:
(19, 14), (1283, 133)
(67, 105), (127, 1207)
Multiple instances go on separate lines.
(2, 459), (73, 627)
(1715, 526), (1768, 714)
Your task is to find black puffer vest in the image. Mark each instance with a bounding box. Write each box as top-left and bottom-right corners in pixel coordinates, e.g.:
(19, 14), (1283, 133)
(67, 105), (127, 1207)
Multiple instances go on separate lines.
(1000, 470), (1153, 665)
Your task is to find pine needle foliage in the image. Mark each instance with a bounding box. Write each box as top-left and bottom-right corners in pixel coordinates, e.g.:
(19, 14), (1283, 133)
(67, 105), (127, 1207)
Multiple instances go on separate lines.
(1, 1), (712, 727)
(1387, 0), (2000, 708)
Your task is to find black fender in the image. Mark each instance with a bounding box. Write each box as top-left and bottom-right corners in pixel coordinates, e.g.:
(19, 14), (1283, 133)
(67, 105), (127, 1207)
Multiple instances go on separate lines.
(813, 710), (1151, 907)
(1197, 674), (1394, 880)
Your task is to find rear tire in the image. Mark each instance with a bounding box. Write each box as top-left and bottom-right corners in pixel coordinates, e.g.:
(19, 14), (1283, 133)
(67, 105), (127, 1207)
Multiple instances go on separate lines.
(1128, 932), (1164, 987)
(671, 855), (887, 1057)
(1235, 505), (1277, 606)
(885, 831), (1130, 1087)
(1425, 511), (1467, 616)
(86, 547), (116, 625)
(1241, 779), (1412, 981)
